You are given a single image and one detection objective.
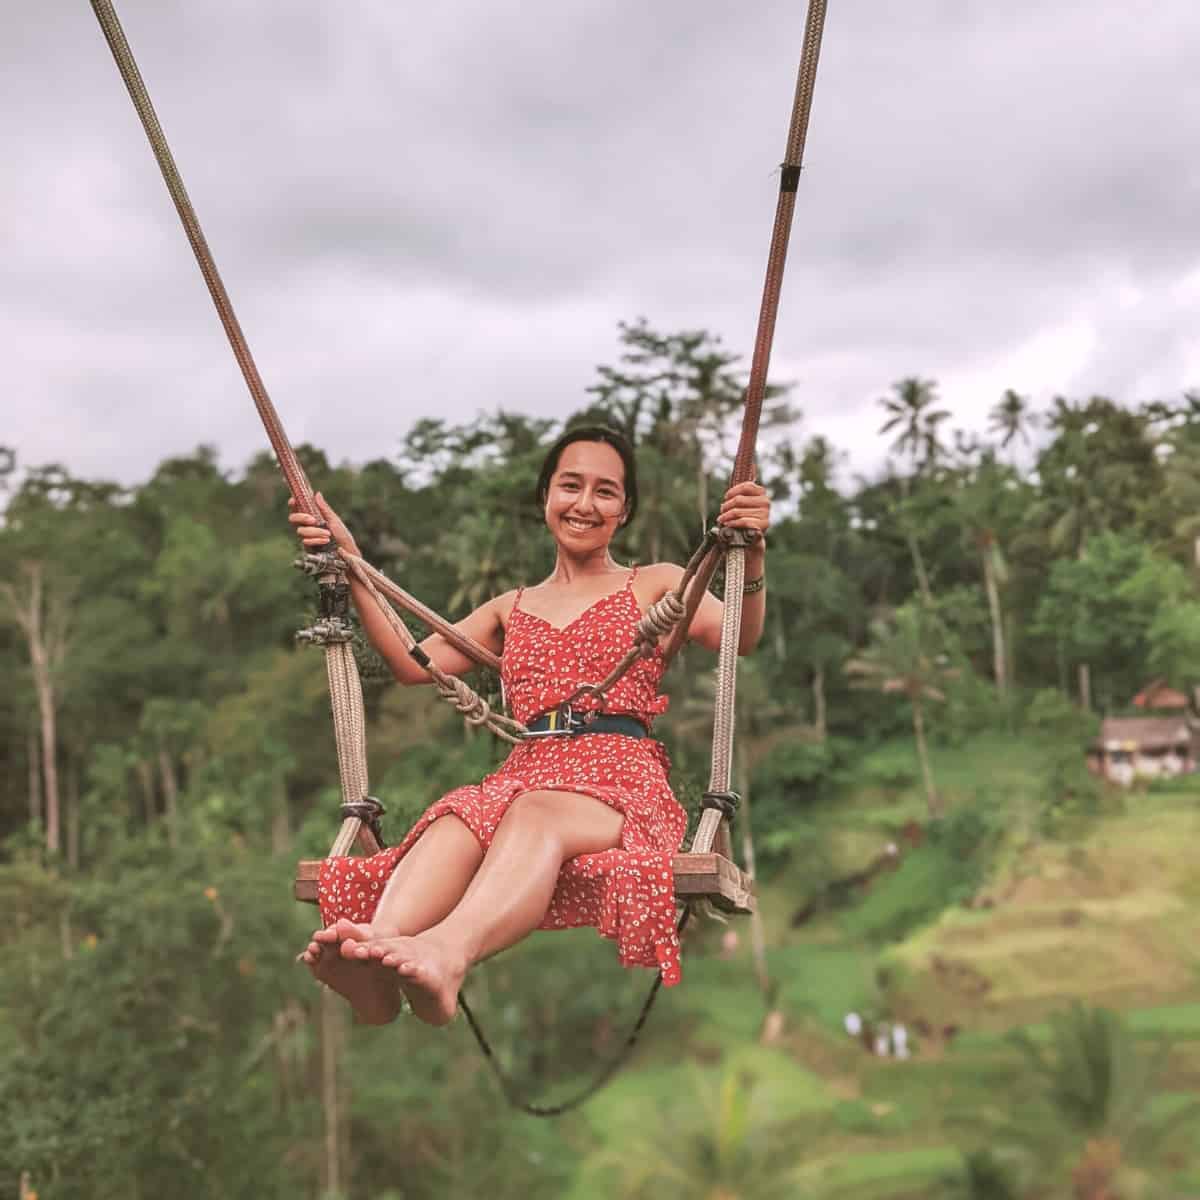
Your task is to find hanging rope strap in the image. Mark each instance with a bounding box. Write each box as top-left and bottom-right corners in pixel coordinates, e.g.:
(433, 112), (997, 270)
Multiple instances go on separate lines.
(338, 552), (526, 743)
(89, 0), (314, 512)
(664, 0), (828, 666)
(341, 555), (501, 674)
(90, 0), (500, 677)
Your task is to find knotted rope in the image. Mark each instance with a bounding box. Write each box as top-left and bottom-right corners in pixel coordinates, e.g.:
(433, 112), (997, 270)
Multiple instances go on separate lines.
(339, 552), (526, 744)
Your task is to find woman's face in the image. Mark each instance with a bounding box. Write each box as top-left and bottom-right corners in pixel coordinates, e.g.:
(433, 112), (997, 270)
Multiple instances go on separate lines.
(544, 440), (628, 551)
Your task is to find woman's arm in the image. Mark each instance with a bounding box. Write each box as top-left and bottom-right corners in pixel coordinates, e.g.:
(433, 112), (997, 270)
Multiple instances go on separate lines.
(290, 493), (506, 684)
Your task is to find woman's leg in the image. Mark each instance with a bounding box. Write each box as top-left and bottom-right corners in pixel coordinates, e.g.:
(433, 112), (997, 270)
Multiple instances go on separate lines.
(356, 789), (624, 1026)
(300, 814), (484, 1024)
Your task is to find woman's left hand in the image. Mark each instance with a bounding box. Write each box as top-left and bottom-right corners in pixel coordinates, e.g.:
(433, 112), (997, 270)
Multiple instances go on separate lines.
(717, 480), (770, 537)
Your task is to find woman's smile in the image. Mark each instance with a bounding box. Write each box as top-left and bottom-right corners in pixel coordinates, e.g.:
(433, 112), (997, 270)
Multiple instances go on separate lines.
(563, 515), (601, 532)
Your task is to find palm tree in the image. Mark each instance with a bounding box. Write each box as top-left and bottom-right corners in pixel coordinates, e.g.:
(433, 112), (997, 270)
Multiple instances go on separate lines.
(587, 1066), (813, 1199)
(878, 380), (949, 607)
(878, 377), (951, 472)
(953, 454), (1022, 695)
(987, 388), (1038, 459)
(960, 1003), (1200, 1193)
(846, 606), (955, 816)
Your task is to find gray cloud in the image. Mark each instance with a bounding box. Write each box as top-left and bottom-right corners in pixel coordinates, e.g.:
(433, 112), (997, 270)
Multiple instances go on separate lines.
(5, 0), (1199, 494)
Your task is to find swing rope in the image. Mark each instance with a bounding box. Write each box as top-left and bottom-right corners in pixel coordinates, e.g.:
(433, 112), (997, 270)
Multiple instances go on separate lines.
(88, 0), (831, 1115)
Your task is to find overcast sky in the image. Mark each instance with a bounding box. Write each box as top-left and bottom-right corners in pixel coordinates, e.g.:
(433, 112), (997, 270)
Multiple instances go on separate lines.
(5, 0), (1200, 494)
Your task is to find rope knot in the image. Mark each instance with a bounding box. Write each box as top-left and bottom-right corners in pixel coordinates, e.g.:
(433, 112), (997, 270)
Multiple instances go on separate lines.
(636, 592), (685, 656)
(296, 548), (346, 579)
(439, 676), (492, 727)
(713, 525), (762, 550)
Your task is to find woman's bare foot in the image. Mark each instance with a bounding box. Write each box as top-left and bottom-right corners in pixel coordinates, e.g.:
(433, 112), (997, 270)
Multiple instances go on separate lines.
(365, 934), (468, 1027)
(297, 921), (402, 1026)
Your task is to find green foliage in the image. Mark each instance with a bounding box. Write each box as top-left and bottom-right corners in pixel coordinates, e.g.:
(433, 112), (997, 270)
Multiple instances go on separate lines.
(0, 849), (313, 1199)
(952, 1002), (1200, 1188)
(581, 1061), (819, 1200)
(1022, 690), (1105, 834)
(839, 808), (998, 945)
(839, 845), (965, 944)
(938, 1149), (1021, 1200)
(7, 351), (1200, 1196)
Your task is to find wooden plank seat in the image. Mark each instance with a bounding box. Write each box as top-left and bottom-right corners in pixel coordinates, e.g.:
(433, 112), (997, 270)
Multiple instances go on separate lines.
(294, 851), (755, 915)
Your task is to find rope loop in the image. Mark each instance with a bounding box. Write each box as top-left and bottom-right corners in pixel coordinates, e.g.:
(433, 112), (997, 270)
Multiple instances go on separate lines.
(701, 790), (741, 821)
(340, 796), (387, 847)
(438, 676), (492, 727)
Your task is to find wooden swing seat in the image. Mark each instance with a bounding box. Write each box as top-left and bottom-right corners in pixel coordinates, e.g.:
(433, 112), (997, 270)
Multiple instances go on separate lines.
(294, 851), (755, 914)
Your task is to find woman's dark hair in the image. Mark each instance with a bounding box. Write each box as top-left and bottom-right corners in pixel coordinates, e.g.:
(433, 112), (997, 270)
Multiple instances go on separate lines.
(534, 425), (638, 526)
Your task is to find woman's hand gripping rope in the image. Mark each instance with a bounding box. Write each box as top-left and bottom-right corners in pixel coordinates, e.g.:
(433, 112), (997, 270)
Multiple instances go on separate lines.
(288, 492), (361, 557)
(287, 493), (525, 742)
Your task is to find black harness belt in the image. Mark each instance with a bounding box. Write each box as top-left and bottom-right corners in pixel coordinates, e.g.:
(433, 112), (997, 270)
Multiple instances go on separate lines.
(524, 711), (648, 739)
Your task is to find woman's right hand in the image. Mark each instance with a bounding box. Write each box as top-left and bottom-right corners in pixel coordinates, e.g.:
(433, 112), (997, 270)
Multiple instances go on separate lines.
(287, 492), (361, 557)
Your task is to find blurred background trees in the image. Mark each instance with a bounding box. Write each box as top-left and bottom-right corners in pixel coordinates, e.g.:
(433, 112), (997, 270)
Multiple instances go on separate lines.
(4, 325), (1200, 1197)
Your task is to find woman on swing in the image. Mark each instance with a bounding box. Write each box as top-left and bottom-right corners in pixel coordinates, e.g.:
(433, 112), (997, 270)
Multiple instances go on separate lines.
(293, 425), (770, 1027)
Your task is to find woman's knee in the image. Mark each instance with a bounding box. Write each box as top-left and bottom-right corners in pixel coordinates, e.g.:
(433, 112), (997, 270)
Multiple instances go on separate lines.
(506, 790), (564, 823)
(504, 789), (623, 855)
(427, 812), (482, 850)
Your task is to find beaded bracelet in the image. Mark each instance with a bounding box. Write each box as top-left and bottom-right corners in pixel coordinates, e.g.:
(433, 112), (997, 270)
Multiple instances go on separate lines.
(743, 575), (765, 595)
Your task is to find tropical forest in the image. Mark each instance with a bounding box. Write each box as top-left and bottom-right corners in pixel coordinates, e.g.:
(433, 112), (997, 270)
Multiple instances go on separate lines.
(3, 321), (1199, 1199)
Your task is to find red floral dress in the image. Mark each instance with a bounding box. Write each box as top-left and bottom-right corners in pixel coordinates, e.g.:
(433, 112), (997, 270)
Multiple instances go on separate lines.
(315, 570), (689, 985)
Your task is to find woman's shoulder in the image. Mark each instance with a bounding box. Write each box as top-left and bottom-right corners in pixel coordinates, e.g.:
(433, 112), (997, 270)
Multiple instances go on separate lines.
(491, 587), (523, 625)
(633, 561), (686, 602)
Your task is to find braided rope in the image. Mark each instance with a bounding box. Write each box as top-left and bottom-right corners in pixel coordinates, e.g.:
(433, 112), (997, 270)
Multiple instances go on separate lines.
(90, 0), (502, 678)
(89, 0), (315, 512)
(347, 556), (500, 673)
(689, 548), (746, 857)
(731, 0), (829, 485)
(325, 642), (371, 810)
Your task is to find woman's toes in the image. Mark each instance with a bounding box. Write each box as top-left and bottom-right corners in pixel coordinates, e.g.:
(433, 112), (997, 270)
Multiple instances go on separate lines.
(334, 919), (373, 942)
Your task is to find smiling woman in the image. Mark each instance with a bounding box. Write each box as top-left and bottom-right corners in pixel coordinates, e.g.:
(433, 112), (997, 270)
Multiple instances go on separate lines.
(291, 424), (770, 1028)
